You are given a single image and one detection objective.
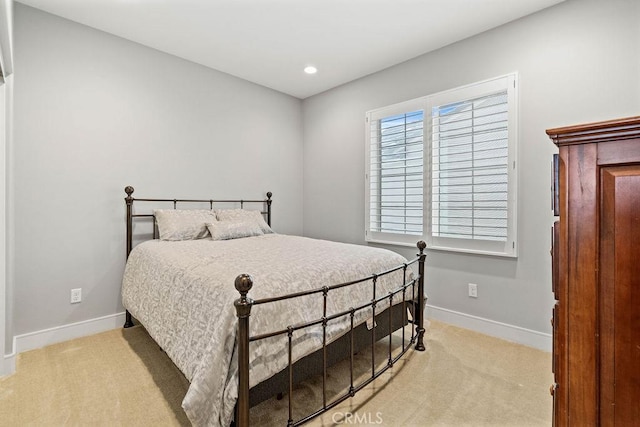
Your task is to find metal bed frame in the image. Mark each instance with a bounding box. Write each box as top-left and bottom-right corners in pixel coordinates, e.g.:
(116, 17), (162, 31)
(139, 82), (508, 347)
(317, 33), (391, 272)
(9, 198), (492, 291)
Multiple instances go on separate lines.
(122, 186), (426, 426)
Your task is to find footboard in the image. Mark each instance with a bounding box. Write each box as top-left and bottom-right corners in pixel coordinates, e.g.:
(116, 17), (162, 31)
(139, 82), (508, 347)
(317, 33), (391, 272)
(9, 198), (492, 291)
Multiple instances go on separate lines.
(234, 241), (427, 426)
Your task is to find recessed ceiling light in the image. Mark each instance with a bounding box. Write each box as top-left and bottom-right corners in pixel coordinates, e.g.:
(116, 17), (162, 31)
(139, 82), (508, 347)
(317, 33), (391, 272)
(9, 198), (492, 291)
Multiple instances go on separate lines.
(304, 66), (317, 75)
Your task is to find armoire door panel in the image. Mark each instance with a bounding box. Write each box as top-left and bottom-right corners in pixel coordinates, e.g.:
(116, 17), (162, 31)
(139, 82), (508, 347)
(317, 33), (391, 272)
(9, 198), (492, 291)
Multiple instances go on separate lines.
(600, 165), (640, 425)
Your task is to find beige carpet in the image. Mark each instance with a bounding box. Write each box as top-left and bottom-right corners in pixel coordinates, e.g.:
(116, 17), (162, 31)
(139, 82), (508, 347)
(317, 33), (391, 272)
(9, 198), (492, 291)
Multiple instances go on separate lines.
(0, 320), (552, 426)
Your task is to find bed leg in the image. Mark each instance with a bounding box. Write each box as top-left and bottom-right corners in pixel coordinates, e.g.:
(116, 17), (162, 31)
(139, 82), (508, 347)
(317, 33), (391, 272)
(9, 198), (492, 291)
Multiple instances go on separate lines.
(234, 274), (254, 427)
(415, 241), (427, 351)
(124, 310), (134, 328)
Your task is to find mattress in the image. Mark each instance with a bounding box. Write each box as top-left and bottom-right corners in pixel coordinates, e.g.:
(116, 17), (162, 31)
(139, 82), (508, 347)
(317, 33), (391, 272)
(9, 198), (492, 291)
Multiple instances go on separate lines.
(122, 233), (412, 426)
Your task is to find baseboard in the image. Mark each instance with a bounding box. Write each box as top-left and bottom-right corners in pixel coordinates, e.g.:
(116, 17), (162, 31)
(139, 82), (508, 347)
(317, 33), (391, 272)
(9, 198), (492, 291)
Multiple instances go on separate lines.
(4, 307), (548, 377)
(15, 312), (126, 354)
(426, 304), (552, 352)
(2, 350), (16, 377)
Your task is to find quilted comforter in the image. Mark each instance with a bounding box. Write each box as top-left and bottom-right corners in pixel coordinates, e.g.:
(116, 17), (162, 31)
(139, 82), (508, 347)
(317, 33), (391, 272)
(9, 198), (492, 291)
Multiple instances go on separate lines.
(122, 234), (413, 426)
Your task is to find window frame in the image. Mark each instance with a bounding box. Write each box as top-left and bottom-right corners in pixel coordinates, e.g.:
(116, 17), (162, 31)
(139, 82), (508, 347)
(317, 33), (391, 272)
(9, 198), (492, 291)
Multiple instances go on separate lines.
(365, 73), (518, 257)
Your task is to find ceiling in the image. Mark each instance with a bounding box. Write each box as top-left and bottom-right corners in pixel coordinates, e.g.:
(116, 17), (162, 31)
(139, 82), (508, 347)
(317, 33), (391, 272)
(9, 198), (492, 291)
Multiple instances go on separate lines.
(18, 0), (565, 99)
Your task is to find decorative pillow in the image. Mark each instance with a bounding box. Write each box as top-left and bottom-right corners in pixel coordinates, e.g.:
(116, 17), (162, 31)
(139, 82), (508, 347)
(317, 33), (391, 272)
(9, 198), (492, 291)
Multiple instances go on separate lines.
(154, 209), (216, 241)
(206, 220), (264, 241)
(215, 209), (273, 234)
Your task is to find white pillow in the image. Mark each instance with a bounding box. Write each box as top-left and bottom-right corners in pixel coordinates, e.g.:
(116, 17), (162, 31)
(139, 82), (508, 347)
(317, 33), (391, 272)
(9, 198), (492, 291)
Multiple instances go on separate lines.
(154, 209), (216, 241)
(215, 209), (273, 234)
(206, 220), (263, 241)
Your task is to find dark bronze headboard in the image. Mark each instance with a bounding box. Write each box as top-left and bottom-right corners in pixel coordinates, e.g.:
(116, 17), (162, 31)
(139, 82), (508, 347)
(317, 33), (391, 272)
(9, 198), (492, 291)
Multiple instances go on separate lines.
(124, 186), (273, 258)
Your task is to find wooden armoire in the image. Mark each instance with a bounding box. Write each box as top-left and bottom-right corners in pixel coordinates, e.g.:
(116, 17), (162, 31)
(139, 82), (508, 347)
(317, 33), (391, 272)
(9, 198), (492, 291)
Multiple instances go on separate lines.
(547, 116), (640, 426)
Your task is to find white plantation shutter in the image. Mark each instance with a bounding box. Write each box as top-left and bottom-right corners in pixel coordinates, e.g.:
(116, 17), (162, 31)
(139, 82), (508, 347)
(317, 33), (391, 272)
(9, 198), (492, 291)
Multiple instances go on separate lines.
(427, 74), (517, 257)
(365, 73), (517, 256)
(365, 100), (425, 246)
(431, 91), (509, 241)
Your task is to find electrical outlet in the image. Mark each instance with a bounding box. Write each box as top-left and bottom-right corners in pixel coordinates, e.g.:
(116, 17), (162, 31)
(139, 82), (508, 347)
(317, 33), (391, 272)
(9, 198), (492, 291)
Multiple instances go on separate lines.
(468, 283), (478, 298)
(70, 288), (82, 304)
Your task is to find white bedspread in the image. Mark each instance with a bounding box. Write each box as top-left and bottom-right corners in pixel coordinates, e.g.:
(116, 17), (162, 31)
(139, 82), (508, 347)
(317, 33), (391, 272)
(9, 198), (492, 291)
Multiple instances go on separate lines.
(122, 234), (414, 426)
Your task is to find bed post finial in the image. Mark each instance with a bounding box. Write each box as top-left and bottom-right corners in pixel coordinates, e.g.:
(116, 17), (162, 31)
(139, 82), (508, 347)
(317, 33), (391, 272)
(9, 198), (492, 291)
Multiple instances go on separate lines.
(235, 274), (254, 300)
(234, 274), (254, 427)
(415, 240), (427, 351)
(125, 186), (134, 200)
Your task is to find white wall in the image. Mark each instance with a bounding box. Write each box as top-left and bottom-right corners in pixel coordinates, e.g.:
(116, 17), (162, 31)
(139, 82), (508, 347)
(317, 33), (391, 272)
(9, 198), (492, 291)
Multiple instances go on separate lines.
(12, 4), (303, 337)
(302, 0), (640, 341)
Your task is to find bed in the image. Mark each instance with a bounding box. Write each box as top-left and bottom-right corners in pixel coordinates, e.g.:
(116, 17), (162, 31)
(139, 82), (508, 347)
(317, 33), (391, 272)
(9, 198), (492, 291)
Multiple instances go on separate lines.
(121, 186), (426, 426)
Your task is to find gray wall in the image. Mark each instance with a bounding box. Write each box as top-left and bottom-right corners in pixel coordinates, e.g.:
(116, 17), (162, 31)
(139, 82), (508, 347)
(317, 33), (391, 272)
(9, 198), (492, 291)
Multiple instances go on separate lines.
(2, 76), (12, 355)
(1, 0), (13, 360)
(12, 4), (303, 336)
(302, 0), (640, 335)
(9, 0), (640, 343)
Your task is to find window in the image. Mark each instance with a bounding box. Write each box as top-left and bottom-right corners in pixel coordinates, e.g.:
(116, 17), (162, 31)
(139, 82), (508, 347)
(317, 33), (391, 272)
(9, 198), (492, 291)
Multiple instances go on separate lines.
(365, 74), (518, 257)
